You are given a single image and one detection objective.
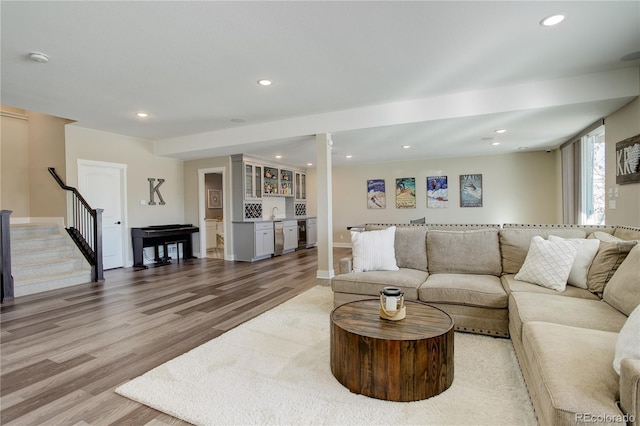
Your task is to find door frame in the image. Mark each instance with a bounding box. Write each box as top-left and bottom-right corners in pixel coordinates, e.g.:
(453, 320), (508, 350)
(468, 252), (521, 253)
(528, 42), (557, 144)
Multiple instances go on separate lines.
(77, 159), (129, 268)
(197, 167), (229, 260)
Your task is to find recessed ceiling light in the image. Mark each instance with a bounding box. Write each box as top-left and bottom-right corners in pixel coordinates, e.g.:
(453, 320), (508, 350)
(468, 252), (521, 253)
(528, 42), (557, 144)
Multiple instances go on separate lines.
(491, 142), (501, 146)
(540, 14), (565, 26)
(402, 145), (411, 149)
(258, 79), (273, 86)
(135, 112), (149, 118)
(29, 52), (49, 63)
(275, 155), (282, 159)
(495, 129), (507, 134)
(306, 162), (313, 166)
(345, 155), (353, 159)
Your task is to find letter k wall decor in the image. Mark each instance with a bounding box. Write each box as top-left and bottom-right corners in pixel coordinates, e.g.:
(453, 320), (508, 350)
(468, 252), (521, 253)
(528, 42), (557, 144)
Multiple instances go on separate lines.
(148, 178), (166, 205)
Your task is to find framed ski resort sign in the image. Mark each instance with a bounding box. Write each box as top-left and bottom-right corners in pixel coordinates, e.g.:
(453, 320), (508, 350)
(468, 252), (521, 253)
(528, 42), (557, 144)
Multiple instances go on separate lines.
(616, 134), (640, 185)
(427, 176), (448, 208)
(367, 179), (386, 209)
(460, 174), (483, 207)
(395, 177), (416, 209)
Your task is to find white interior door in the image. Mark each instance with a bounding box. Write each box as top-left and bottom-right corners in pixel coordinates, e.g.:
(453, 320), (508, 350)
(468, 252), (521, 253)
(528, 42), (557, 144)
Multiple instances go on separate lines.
(78, 161), (127, 270)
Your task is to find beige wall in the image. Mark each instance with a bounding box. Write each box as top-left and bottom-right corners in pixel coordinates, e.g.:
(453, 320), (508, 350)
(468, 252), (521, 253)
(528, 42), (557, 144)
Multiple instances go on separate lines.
(605, 96), (640, 226)
(1, 109), (29, 215)
(65, 126), (185, 263)
(307, 151), (559, 244)
(0, 107), (68, 218)
(28, 111), (68, 218)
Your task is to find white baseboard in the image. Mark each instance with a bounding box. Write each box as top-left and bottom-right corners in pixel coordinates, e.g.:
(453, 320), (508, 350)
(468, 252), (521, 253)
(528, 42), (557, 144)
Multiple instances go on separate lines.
(316, 269), (335, 279)
(333, 242), (352, 248)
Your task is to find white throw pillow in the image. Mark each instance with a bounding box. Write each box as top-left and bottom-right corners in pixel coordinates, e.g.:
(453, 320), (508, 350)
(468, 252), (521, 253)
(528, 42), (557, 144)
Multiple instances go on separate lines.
(548, 235), (600, 289)
(613, 305), (640, 375)
(514, 236), (578, 292)
(351, 226), (399, 272)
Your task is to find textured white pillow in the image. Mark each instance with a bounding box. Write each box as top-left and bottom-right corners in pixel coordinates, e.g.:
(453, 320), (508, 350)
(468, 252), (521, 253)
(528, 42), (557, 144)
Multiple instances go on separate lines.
(514, 236), (578, 292)
(351, 226), (399, 272)
(548, 235), (600, 289)
(613, 305), (640, 375)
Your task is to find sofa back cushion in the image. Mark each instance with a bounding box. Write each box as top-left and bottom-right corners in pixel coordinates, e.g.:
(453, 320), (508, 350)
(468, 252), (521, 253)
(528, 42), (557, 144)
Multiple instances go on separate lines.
(427, 229), (501, 276)
(499, 229), (586, 274)
(394, 226), (428, 272)
(613, 226), (640, 241)
(362, 224), (428, 271)
(603, 244), (640, 316)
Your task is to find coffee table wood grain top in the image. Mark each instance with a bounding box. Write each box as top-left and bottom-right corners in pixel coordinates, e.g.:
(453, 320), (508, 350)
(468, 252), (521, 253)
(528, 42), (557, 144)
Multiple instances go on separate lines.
(330, 299), (454, 402)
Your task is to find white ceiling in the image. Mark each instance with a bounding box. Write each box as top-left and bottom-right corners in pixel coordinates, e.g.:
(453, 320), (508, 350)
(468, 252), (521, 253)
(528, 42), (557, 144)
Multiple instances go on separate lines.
(2, 1), (639, 168)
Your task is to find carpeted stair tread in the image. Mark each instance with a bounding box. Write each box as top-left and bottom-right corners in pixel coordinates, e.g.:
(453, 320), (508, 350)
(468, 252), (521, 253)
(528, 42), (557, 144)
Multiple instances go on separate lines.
(9, 222), (93, 297)
(11, 245), (77, 264)
(14, 269), (92, 297)
(12, 258), (86, 280)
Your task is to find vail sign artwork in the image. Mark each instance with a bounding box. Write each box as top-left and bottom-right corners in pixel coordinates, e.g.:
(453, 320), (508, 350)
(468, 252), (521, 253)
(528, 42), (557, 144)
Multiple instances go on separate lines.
(616, 134), (640, 185)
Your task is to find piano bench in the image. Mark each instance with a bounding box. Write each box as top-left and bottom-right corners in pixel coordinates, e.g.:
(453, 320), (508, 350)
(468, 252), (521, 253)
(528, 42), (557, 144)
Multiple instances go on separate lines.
(164, 240), (186, 263)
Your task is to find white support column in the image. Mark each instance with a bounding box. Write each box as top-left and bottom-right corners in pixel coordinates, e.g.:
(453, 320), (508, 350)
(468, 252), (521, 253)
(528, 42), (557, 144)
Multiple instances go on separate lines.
(316, 133), (334, 279)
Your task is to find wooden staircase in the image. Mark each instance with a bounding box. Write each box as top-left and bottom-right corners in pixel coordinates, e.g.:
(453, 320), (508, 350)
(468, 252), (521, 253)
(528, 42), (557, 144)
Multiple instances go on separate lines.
(10, 223), (92, 297)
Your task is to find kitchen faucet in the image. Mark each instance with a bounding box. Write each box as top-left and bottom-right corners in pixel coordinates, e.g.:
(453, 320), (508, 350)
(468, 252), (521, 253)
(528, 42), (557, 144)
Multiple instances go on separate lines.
(271, 206), (279, 220)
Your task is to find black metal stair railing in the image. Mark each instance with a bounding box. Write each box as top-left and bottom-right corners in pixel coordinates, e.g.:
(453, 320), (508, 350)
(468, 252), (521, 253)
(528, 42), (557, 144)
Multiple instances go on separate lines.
(48, 167), (104, 283)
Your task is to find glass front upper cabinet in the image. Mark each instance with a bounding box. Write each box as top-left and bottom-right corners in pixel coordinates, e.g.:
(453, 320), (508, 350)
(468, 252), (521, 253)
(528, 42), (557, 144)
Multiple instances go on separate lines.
(280, 169), (293, 196)
(264, 166), (278, 195)
(244, 163), (262, 199)
(295, 171), (306, 200)
(244, 164), (254, 199)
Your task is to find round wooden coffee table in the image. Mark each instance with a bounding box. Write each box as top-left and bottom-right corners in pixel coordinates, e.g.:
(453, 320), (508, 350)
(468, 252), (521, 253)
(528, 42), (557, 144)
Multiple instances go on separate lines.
(330, 299), (454, 402)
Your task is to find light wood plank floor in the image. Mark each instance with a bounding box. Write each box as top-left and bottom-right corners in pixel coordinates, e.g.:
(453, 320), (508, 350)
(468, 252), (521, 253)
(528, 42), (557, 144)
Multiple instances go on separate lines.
(1, 247), (351, 425)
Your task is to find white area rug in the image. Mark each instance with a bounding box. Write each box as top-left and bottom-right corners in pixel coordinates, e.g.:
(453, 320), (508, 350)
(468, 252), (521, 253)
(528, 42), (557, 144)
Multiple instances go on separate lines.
(116, 286), (536, 425)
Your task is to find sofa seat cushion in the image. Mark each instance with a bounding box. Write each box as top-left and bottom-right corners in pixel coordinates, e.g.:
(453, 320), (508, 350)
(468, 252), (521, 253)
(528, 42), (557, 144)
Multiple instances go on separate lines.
(522, 322), (623, 426)
(418, 273), (507, 308)
(501, 274), (600, 300)
(509, 292), (627, 343)
(330, 268), (427, 300)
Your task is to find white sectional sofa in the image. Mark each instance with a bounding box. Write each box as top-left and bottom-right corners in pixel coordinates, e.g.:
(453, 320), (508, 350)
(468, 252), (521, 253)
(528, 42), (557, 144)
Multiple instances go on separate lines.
(331, 223), (640, 426)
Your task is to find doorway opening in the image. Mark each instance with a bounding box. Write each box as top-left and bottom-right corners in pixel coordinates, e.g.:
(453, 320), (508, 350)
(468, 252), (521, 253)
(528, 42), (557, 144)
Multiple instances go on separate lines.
(204, 172), (224, 259)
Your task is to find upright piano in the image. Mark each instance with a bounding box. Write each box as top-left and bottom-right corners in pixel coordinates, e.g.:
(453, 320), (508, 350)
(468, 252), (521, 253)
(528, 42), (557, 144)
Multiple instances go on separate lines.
(131, 224), (199, 268)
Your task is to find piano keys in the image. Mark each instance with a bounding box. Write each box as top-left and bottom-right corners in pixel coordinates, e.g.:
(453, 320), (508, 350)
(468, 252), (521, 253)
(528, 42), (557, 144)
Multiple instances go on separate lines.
(131, 224), (199, 268)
